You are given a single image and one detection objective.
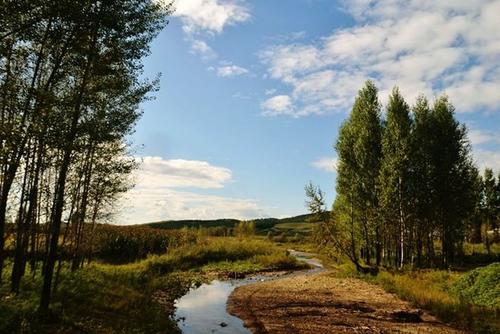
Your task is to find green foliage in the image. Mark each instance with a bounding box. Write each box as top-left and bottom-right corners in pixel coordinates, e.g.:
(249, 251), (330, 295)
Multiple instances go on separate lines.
(450, 262), (500, 308)
(146, 214), (320, 243)
(0, 0), (175, 312)
(332, 80), (383, 268)
(329, 82), (481, 269)
(379, 87), (412, 267)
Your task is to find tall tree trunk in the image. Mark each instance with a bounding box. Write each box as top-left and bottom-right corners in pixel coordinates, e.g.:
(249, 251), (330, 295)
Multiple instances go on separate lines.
(39, 36), (95, 311)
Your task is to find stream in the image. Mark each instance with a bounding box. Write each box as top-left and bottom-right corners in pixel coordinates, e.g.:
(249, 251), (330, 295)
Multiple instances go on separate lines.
(174, 250), (324, 334)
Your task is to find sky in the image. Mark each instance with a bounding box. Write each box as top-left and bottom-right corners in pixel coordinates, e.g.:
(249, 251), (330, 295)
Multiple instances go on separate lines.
(117, 0), (500, 224)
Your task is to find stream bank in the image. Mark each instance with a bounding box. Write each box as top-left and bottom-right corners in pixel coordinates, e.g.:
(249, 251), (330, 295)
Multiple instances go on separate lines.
(174, 250), (322, 334)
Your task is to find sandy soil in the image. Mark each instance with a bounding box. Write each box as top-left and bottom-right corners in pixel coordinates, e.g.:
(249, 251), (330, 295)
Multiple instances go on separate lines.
(227, 271), (467, 334)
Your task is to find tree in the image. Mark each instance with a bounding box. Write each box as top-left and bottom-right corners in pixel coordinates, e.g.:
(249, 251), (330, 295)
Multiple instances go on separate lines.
(305, 182), (327, 222)
(482, 169), (496, 253)
(0, 0), (172, 313)
(329, 83), (482, 270)
(379, 87), (412, 267)
(410, 96), (437, 265)
(334, 81), (382, 268)
(39, 0), (169, 313)
(234, 221), (255, 239)
(429, 96), (476, 265)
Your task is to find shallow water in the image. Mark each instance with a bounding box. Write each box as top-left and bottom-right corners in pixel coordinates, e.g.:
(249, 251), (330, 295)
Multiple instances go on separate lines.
(174, 250), (323, 334)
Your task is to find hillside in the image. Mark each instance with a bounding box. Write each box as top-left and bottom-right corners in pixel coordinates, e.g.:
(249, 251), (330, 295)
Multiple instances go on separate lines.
(144, 213), (321, 239)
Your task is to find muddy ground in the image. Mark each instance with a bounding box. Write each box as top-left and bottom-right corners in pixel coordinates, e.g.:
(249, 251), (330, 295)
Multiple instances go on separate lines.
(227, 271), (466, 334)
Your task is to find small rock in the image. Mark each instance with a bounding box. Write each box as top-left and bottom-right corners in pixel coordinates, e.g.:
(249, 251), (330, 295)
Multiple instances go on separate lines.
(391, 310), (423, 323)
(220, 322), (228, 327)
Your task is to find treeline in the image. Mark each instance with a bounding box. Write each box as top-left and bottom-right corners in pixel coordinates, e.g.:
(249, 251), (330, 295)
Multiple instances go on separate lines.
(0, 0), (172, 313)
(318, 82), (499, 270)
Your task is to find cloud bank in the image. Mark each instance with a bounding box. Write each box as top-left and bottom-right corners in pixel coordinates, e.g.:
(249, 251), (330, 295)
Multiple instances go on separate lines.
(261, 0), (500, 117)
(469, 129), (500, 172)
(118, 156), (266, 224)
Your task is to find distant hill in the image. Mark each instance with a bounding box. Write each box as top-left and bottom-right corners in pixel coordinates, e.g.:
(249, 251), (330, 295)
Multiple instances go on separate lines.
(145, 219), (240, 230)
(144, 213), (323, 236)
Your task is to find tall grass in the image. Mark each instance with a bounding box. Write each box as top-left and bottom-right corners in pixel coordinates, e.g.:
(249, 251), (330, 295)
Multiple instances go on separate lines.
(135, 237), (304, 276)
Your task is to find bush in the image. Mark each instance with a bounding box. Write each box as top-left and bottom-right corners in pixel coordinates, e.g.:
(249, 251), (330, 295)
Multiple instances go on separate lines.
(450, 262), (500, 308)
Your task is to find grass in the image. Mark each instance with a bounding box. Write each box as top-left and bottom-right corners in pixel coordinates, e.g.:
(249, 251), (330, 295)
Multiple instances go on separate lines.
(137, 237), (304, 275)
(202, 253), (308, 275)
(273, 222), (313, 231)
(0, 261), (197, 333)
(463, 242), (500, 255)
(0, 237), (303, 333)
(335, 264), (500, 334)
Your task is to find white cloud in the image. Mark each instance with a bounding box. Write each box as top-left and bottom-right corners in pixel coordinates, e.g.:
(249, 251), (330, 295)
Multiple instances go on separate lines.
(261, 95), (293, 116)
(120, 188), (266, 224)
(469, 129), (500, 146)
(311, 157), (338, 173)
(136, 156), (231, 189)
(190, 39), (217, 59)
(468, 129), (500, 173)
(474, 150), (500, 173)
(216, 64), (249, 77)
(166, 1), (251, 69)
(173, 0), (250, 35)
(260, 0), (500, 117)
(116, 156), (267, 224)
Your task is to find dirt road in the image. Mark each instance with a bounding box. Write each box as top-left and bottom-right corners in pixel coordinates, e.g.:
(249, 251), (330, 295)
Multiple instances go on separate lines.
(227, 271), (466, 333)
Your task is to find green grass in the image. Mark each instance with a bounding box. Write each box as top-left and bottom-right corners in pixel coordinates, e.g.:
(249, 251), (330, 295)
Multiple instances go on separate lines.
(463, 242), (500, 255)
(139, 237), (300, 275)
(202, 253), (308, 275)
(273, 222), (314, 232)
(0, 237), (303, 333)
(0, 263), (188, 333)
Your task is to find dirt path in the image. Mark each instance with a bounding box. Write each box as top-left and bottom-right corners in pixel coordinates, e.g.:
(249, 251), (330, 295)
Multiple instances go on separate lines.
(227, 271), (466, 334)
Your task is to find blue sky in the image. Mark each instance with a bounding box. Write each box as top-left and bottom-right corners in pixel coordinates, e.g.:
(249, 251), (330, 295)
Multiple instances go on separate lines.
(118, 0), (500, 224)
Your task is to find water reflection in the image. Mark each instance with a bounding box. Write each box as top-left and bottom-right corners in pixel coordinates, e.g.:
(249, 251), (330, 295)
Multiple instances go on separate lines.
(175, 279), (251, 334)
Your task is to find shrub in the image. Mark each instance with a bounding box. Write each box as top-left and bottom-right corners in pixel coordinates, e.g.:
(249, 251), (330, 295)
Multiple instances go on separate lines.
(450, 262), (500, 308)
